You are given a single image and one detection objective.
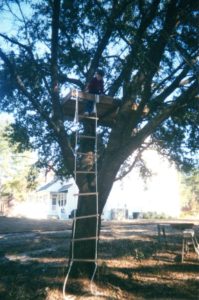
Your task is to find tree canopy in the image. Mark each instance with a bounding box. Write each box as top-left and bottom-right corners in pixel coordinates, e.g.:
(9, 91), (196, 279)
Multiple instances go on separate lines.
(180, 170), (199, 214)
(0, 0), (198, 273)
(0, 1), (198, 177)
(0, 116), (37, 202)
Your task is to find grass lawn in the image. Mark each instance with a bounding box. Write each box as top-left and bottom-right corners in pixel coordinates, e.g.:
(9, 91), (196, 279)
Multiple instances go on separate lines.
(0, 217), (199, 299)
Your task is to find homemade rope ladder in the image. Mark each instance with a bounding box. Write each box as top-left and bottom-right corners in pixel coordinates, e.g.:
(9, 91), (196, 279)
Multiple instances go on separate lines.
(63, 90), (100, 299)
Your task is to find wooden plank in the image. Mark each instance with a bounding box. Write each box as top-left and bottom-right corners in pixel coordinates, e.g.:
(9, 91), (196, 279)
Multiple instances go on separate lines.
(62, 90), (120, 127)
(63, 90), (113, 104)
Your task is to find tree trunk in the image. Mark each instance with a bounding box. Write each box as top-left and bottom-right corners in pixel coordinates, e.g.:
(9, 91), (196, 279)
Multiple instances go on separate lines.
(69, 212), (100, 278)
(68, 116), (100, 278)
(68, 180), (102, 278)
(68, 151), (126, 278)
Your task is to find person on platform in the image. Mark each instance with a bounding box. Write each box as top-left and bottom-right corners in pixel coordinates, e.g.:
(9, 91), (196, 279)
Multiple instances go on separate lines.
(84, 69), (104, 115)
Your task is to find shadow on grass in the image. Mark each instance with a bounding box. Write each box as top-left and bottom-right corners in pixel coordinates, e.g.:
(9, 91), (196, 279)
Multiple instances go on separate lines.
(0, 259), (65, 300)
(1, 247), (199, 299)
(99, 238), (159, 259)
(97, 263), (199, 300)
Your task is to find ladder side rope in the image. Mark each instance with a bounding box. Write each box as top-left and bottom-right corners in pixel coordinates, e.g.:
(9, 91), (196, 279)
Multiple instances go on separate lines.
(63, 89), (79, 300)
(63, 90), (99, 299)
(72, 88), (79, 262)
(90, 98), (99, 294)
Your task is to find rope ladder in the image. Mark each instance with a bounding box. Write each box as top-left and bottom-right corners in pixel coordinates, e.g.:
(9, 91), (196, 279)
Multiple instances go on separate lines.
(63, 90), (99, 298)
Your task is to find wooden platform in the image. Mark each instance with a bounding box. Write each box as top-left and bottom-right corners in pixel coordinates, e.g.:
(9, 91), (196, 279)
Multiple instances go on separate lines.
(62, 90), (120, 127)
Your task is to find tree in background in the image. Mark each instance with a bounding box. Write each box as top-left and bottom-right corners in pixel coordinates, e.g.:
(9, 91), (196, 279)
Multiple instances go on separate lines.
(0, 0), (198, 275)
(0, 116), (38, 203)
(180, 170), (199, 216)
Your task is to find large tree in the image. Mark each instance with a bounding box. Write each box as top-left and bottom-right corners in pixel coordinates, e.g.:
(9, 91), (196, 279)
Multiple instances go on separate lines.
(0, 0), (198, 276)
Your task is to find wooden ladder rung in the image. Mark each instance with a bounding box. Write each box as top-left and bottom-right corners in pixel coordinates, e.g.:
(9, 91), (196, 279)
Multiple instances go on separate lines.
(78, 134), (96, 139)
(78, 114), (98, 120)
(72, 258), (97, 262)
(72, 236), (98, 242)
(76, 151), (96, 156)
(74, 214), (99, 220)
(75, 171), (95, 174)
(74, 192), (98, 196)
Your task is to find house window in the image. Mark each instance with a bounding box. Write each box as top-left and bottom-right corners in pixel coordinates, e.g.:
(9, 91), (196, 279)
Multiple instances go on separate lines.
(57, 192), (67, 207)
(51, 194), (57, 211)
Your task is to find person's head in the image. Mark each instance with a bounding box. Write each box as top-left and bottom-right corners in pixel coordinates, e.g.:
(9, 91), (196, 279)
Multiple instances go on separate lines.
(96, 69), (104, 80)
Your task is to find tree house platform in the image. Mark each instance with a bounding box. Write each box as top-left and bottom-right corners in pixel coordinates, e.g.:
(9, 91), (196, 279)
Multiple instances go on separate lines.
(62, 90), (120, 127)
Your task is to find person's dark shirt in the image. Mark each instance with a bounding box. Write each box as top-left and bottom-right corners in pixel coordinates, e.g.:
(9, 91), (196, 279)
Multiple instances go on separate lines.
(87, 77), (104, 94)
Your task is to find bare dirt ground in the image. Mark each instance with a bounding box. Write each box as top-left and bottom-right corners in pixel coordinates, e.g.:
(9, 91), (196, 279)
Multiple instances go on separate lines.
(0, 217), (199, 300)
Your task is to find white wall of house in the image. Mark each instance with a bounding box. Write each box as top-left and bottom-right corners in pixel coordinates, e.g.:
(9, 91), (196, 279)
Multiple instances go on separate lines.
(63, 182), (78, 218)
(38, 178), (78, 219)
(17, 177), (79, 220)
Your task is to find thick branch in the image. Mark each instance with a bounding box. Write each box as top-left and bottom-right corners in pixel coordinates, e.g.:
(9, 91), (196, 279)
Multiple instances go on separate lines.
(51, 0), (62, 117)
(132, 0), (181, 114)
(0, 48), (52, 125)
(146, 0), (178, 76)
(109, 0), (160, 96)
(86, 0), (132, 83)
(127, 81), (198, 153)
(0, 33), (31, 51)
(152, 62), (185, 95)
(150, 66), (191, 110)
(173, 42), (199, 76)
(59, 75), (84, 90)
(0, 33), (51, 95)
(104, 81), (198, 179)
(0, 47), (75, 175)
(115, 142), (152, 181)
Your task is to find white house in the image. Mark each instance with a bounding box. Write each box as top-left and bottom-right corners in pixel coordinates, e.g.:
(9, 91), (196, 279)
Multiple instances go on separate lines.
(19, 177), (78, 220)
(37, 177), (78, 219)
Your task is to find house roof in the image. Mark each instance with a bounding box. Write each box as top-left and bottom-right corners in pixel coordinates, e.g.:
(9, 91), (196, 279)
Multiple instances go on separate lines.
(37, 178), (58, 192)
(58, 184), (73, 192)
(37, 178), (73, 193)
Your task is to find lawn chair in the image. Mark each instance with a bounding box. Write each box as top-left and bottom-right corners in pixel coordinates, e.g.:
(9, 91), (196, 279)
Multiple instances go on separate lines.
(181, 229), (199, 262)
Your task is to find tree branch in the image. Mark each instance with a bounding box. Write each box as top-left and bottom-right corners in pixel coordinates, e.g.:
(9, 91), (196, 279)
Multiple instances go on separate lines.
(0, 33), (31, 51)
(59, 75), (84, 89)
(108, 0), (160, 96)
(150, 65), (191, 110)
(51, 0), (62, 118)
(152, 61), (185, 95)
(130, 81), (198, 150)
(86, 0), (132, 83)
(111, 80), (198, 167)
(172, 41), (199, 76)
(132, 0), (180, 114)
(115, 142), (152, 181)
(0, 47), (75, 175)
(146, 0), (178, 76)
(4, 0), (23, 22)
(0, 33), (51, 95)
(0, 48), (52, 125)
(15, 0), (31, 45)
